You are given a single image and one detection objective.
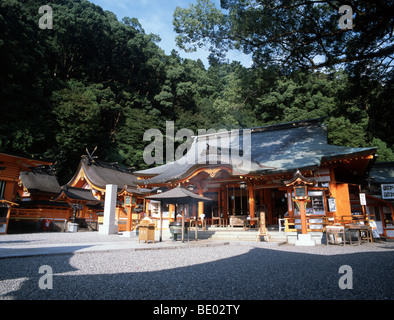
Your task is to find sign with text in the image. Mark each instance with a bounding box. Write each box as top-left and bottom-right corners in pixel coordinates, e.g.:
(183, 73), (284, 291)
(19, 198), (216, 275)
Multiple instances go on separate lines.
(359, 193), (366, 206)
(381, 184), (394, 199)
(328, 197), (336, 212)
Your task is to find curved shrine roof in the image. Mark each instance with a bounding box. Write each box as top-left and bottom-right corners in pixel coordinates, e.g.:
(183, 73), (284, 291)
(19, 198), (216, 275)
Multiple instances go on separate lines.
(135, 118), (376, 186)
(68, 156), (140, 192)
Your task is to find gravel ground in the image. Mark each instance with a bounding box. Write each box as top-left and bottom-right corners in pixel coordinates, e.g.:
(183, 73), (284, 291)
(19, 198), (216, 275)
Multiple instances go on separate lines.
(0, 232), (393, 300)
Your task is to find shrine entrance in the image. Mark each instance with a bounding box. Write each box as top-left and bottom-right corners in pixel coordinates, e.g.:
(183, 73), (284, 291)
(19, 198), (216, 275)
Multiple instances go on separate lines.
(270, 189), (288, 226)
(160, 166), (313, 232)
(197, 183), (290, 230)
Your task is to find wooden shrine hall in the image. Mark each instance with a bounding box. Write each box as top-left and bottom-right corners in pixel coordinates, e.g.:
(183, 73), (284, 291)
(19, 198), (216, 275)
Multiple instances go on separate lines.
(1, 151), (152, 233)
(2, 118), (393, 239)
(0, 152), (63, 234)
(135, 118), (385, 238)
(66, 151), (153, 231)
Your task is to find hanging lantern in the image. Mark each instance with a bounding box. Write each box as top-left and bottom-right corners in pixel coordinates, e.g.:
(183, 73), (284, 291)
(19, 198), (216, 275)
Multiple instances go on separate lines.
(294, 185), (308, 200)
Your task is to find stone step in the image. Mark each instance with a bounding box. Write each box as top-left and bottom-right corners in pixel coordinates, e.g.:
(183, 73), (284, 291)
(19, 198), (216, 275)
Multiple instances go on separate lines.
(146, 227), (324, 244)
(170, 228), (288, 242)
(267, 232), (287, 242)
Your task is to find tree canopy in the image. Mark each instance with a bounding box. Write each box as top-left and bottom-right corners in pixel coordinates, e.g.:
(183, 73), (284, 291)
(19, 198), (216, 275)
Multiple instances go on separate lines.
(174, 0), (394, 78)
(0, 0), (393, 184)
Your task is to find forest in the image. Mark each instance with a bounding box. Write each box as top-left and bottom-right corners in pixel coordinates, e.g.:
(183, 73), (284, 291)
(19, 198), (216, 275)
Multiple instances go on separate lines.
(0, 0), (393, 184)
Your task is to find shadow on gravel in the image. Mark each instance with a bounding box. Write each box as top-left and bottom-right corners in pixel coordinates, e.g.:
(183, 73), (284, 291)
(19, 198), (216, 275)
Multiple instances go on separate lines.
(1, 246), (393, 300)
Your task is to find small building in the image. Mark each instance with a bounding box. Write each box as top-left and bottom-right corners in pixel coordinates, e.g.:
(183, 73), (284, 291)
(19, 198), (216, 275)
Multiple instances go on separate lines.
(0, 152), (54, 201)
(0, 152), (58, 233)
(2, 150), (153, 234)
(67, 154), (152, 231)
(54, 186), (102, 230)
(12, 166), (70, 232)
(367, 162), (394, 238)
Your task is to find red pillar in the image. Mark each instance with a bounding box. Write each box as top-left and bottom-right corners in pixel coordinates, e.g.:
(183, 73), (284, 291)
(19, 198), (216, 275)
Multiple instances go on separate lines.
(126, 206), (132, 232)
(197, 184), (204, 218)
(298, 200), (308, 234)
(248, 184), (255, 219)
(223, 185), (228, 221)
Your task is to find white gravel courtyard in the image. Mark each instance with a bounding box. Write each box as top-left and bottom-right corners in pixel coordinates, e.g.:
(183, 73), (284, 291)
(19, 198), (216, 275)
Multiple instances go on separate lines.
(0, 232), (393, 300)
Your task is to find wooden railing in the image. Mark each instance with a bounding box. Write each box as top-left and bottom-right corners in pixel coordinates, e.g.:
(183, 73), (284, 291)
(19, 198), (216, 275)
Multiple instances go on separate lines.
(284, 214), (374, 232)
(11, 208), (70, 220)
(284, 215), (325, 232)
(339, 215), (371, 225)
(11, 208), (42, 218)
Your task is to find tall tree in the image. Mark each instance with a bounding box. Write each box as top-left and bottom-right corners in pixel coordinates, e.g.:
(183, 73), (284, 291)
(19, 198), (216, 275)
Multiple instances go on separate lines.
(174, 0), (394, 78)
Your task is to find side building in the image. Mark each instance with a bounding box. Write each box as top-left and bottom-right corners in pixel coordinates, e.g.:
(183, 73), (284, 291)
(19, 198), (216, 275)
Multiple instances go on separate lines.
(0, 152), (60, 233)
(367, 162), (394, 238)
(2, 151), (152, 233)
(66, 154), (152, 232)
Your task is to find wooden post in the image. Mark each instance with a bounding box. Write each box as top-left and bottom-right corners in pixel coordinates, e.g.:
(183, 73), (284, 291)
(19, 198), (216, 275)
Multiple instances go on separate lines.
(126, 206), (132, 232)
(181, 204), (185, 243)
(298, 200), (308, 235)
(232, 185), (235, 215)
(197, 185), (204, 219)
(223, 185), (228, 221)
(194, 203), (198, 241)
(145, 200), (150, 216)
(248, 184), (255, 226)
(160, 202), (163, 242)
(4, 204), (12, 235)
(217, 186), (221, 217)
(248, 185), (255, 218)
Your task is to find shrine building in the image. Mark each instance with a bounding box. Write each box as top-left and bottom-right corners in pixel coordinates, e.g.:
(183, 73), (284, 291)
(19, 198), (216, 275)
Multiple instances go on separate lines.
(1, 117), (393, 239)
(1, 151), (150, 233)
(66, 153), (152, 231)
(135, 118), (394, 239)
(0, 153), (54, 234)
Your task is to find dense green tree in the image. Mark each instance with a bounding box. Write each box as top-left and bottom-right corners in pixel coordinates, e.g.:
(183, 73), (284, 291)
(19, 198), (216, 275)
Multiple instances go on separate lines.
(0, 0), (393, 185)
(174, 0), (394, 78)
(174, 0), (394, 159)
(0, 0), (55, 156)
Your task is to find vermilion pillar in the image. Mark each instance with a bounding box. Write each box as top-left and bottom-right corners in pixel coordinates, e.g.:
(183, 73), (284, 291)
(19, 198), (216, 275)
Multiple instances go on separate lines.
(298, 200), (308, 234)
(197, 184), (204, 218)
(248, 184), (255, 220)
(126, 206), (132, 232)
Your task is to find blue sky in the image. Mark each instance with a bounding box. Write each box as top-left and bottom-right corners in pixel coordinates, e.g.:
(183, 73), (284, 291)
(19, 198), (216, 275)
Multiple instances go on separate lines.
(89, 0), (252, 68)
